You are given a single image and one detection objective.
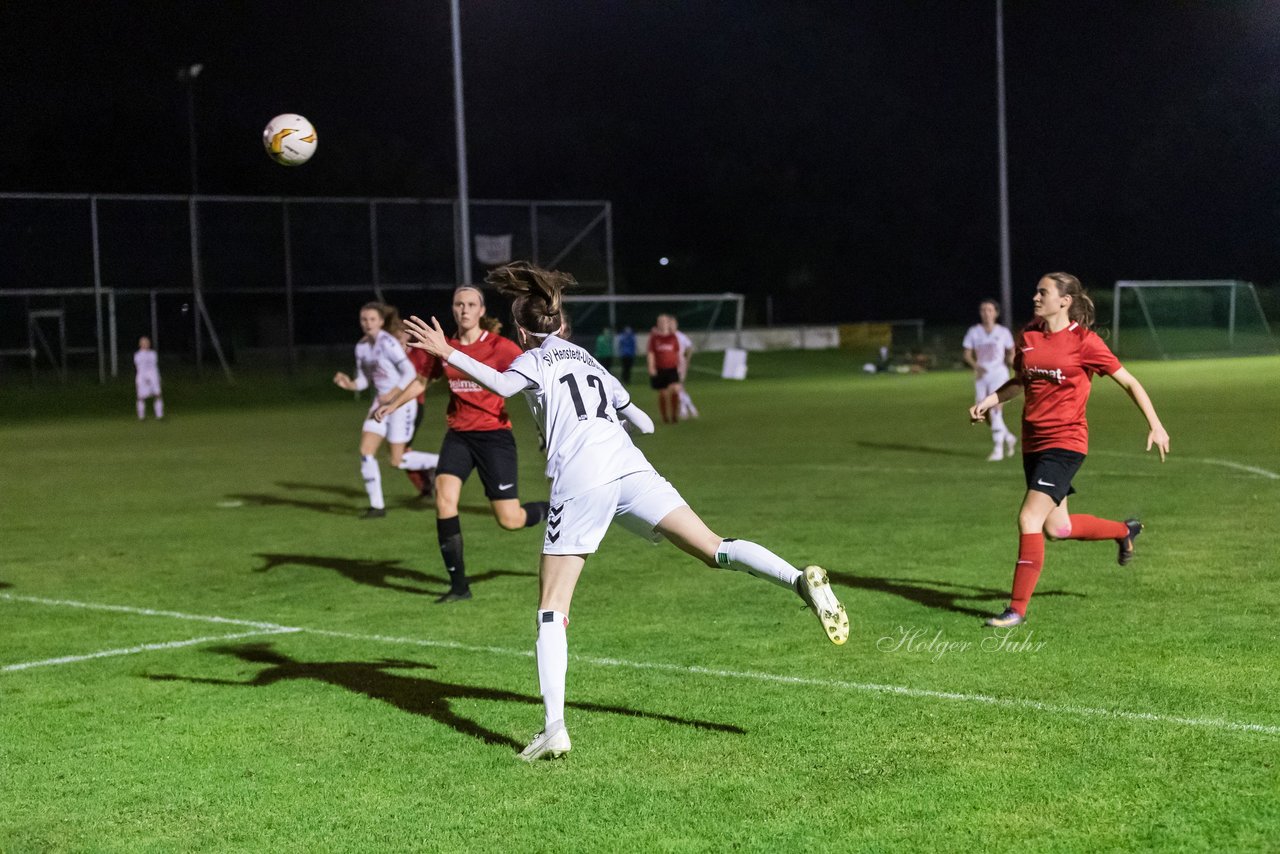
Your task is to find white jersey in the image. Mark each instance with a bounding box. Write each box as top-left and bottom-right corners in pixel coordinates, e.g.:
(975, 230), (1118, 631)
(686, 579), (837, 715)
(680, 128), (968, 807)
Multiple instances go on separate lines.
(675, 330), (693, 356)
(134, 349), (158, 377)
(962, 323), (1014, 374)
(353, 330), (416, 397)
(505, 335), (655, 502)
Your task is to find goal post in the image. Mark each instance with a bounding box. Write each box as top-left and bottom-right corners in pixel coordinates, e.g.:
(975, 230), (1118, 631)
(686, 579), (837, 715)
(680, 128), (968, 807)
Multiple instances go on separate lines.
(1110, 280), (1277, 360)
(561, 293), (745, 351)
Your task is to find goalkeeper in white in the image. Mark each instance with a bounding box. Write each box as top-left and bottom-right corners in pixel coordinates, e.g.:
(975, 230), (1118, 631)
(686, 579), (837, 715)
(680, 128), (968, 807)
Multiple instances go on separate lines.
(403, 261), (849, 762)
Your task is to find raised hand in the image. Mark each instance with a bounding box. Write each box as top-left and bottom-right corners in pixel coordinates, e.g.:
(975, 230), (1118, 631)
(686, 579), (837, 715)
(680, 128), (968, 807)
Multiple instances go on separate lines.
(403, 315), (454, 360)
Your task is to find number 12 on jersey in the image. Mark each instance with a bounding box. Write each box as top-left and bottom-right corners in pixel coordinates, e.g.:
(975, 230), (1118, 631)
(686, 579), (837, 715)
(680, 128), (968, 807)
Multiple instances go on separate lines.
(559, 373), (613, 422)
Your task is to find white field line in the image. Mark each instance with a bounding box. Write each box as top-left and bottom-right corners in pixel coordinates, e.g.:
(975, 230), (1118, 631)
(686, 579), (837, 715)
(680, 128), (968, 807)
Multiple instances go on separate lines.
(3, 593), (1277, 737)
(2, 628), (298, 672)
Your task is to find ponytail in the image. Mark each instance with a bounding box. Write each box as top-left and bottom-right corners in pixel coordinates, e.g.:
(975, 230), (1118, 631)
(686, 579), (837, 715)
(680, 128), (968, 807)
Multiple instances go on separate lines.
(1044, 272), (1095, 328)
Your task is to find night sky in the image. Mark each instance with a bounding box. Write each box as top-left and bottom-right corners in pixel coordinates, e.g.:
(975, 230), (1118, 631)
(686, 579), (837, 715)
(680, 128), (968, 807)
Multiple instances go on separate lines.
(3, 1), (1279, 325)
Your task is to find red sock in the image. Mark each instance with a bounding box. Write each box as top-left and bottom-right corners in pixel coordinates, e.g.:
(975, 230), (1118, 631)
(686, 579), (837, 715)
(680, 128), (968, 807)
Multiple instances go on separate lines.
(658, 394), (670, 423)
(1009, 532), (1045, 617)
(1066, 514), (1128, 540)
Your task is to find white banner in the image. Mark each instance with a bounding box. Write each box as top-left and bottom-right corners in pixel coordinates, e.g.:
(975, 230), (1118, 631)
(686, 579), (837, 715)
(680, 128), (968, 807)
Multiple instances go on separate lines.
(474, 234), (513, 266)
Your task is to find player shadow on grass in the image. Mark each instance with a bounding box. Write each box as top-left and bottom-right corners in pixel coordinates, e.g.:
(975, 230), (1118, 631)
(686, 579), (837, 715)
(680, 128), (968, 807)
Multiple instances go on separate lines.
(854, 440), (973, 458)
(253, 553), (533, 596)
(149, 643), (745, 751)
(825, 570), (1084, 619)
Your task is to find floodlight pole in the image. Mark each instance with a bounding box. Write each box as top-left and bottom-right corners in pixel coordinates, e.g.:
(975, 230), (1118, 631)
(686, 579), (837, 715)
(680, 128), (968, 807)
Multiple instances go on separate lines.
(179, 63), (206, 374)
(996, 0), (1012, 325)
(450, 0), (473, 285)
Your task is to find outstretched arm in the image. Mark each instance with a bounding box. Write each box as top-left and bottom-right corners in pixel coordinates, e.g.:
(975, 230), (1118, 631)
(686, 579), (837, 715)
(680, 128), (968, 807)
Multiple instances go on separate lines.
(969, 376), (1023, 423)
(1109, 367), (1170, 461)
(373, 376), (428, 422)
(403, 314), (531, 397)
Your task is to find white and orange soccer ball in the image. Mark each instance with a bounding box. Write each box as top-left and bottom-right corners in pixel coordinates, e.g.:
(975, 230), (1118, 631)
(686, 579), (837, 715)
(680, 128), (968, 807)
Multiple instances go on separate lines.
(262, 114), (317, 166)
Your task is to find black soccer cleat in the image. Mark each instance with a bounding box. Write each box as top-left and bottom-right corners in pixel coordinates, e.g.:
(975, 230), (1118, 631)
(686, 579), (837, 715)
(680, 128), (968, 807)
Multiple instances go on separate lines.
(435, 588), (473, 604)
(360, 508), (387, 520)
(1117, 519), (1143, 566)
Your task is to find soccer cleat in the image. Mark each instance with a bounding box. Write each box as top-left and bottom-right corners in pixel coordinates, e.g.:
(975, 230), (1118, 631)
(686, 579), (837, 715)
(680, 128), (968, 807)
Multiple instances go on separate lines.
(435, 588), (472, 604)
(1004, 433), (1017, 456)
(1117, 518), (1143, 566)
(795, 566), (849, 645)
(986, 445), (1004, 462)
(519, 721), (572, 761)
(984, 607), (1025, 628)
(360, 508), (387, 520)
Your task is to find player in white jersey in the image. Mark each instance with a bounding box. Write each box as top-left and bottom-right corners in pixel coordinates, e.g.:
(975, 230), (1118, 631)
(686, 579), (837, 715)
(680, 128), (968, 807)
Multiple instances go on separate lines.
(403, 261), (849, 762)
(133, 336), (163, 420)
(333, 303), (420, 519)
(671, 317), (699, 420)
(963, 299), (1016, 460)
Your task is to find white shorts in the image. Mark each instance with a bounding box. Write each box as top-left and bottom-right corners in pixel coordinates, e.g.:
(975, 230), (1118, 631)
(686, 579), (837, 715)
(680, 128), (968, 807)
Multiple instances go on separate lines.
(136, 374), (161, 398)
(544, 469), (687, 556)
(975, 366), (1010, 401)
(362, 399), (417, 444)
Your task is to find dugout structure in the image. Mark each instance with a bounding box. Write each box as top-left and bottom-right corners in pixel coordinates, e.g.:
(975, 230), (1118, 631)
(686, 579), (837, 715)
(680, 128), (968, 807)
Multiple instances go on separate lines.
(1109, 280), (1277, 360)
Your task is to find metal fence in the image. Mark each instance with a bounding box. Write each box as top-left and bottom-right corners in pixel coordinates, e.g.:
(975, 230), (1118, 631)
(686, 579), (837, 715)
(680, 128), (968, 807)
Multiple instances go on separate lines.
(0, 192), (614, 381)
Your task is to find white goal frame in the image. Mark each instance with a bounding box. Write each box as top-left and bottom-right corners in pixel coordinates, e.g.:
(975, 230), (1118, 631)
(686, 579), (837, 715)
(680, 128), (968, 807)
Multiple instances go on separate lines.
(563, 292), (746, 349)
(1112, 279), (1276, 359)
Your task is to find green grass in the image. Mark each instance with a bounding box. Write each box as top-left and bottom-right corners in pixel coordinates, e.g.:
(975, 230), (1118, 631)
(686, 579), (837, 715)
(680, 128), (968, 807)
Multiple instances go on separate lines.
(3, 352), (1279, 852)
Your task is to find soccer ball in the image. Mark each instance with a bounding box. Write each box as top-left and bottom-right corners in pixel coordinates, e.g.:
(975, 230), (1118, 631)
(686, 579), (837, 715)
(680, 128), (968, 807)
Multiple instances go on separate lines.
(262, 114), (317, 166)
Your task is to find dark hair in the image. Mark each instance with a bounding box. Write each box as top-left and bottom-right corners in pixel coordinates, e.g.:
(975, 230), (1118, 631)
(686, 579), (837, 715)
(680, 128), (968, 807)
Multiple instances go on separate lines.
(979, 298), (999, 313)
(485, 260), (576, 336)
(1044, 272), (1095, 328)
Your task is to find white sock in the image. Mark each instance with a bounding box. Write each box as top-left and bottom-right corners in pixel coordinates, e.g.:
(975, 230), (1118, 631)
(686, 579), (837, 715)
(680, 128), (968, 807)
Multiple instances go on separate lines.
(360, 455), (384, 509)
(535, 610), (569, 731)
(398, 450), (440, 470)
(136, 400), (146, 420)
(713, 538), (801, 589)
(988, 408), (1007, 443)
(154, 398), (164, 419)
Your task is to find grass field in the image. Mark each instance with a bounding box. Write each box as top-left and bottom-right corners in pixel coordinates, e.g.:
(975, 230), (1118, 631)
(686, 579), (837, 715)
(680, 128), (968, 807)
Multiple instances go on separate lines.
(3, 351), (1278, 852)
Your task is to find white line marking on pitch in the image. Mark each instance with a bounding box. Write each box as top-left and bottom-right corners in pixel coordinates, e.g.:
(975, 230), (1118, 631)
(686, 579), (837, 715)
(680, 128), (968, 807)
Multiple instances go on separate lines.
(1, 628), (298, 672)
(3, 593), (1277, 737)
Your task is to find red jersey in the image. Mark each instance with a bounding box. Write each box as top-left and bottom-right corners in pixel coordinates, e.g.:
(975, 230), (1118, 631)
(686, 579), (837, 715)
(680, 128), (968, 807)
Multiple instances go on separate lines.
(407, 347), (437, 404)
(1015, 320), (1122, 455)
(648, 332), (681, 370)
(429, 330), (523, 432)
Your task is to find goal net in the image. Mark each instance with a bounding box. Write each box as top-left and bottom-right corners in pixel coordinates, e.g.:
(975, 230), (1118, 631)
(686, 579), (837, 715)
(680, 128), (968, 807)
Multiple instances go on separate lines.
(561, 293), (745, 352)
(1108, 280), (1277, 359)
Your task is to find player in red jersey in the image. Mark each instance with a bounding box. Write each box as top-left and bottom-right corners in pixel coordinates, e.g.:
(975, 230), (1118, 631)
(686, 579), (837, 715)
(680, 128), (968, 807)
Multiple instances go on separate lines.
(647, 314), (683, 424)
(395, 327), (440, 499)
(378, 285), (549, 603)
(969, 273), (1170, 627)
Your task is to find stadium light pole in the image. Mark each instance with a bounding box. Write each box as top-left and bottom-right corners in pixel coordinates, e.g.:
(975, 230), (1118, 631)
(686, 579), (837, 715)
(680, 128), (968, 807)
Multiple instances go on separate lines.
(178, 63), (206, 374)
(450, 0), (473, 285)
(996, 0), (1012, 324)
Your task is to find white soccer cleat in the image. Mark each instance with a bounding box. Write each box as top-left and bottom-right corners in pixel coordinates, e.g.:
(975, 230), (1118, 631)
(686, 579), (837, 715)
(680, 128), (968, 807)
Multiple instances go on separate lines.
(1004, 433), (1017, 456)
(518, 721), (572, 762)
(986, 446), (1004, 462)
(796, 566), (849, 645)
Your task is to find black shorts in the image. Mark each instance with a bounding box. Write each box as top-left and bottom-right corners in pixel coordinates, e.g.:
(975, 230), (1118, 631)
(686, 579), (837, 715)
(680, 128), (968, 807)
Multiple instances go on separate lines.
(437, 429), (520, 501)
(1023, 448), (1086, 505)
(650, 368), (680, 390)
